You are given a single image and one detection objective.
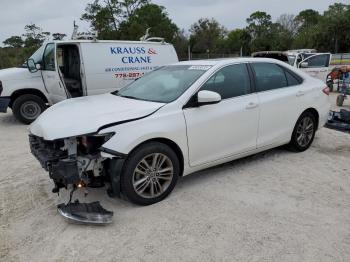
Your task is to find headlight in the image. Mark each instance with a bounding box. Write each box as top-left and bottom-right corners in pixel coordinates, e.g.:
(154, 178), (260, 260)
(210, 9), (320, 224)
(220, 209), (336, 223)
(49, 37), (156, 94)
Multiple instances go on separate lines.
(78, 132), (115, 154)
(0, 81), (3, 96)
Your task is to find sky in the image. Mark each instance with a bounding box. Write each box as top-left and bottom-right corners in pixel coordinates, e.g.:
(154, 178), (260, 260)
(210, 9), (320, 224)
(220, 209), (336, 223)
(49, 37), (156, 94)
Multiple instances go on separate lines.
(0, 0), (348, 45)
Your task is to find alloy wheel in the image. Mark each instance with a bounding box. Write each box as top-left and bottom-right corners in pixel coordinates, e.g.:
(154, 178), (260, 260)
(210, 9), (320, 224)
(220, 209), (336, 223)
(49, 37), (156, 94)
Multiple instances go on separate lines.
(296, 116), (314, 148)
(132, 153), (174, 199)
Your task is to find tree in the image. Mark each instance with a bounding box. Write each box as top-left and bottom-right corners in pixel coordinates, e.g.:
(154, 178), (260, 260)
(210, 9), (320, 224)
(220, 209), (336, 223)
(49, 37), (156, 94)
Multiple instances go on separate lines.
(81, 0), (149, 39)
(3, 36), (24, 48)
(320, 3), (350, 52)
(277, 14), (299, 36)
(172, 29), (189, 60)
(22, 23), (48, 49)
(118, 4), (178, 41)
(224, 29), (248, 54)
(52, 33), (67, 40)
(245, 11), (275, 52)
(295, 9), (320, 29)
(189, 18), (226, 54)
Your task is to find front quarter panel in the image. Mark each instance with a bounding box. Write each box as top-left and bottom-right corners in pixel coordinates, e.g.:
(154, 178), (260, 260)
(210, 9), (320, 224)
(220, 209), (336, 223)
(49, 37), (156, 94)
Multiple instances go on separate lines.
(100, 108), (189, 171)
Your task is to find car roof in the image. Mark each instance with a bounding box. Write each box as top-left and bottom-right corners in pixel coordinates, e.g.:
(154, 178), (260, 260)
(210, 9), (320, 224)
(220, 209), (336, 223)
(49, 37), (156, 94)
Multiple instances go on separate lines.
(173, 57), (287, 66)
(50, 40), (172, 45)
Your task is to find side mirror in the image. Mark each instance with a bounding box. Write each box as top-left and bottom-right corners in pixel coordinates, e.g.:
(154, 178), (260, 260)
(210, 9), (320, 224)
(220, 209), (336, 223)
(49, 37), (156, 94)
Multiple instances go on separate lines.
(299, 62), (309, 68)
(197, 90), (221, 106)
(27, 58), (39, 73)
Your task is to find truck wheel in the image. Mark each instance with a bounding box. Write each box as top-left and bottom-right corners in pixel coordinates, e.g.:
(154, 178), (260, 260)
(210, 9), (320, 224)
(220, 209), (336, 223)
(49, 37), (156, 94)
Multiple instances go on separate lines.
(12, 94), (46, 124)
(336, 95), (344, 107)
(121, 142), (179, 205)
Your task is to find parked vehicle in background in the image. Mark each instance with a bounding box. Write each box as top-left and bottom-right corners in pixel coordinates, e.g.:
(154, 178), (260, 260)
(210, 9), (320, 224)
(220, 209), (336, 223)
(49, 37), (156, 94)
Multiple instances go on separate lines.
(29, 58), (330, 222)
(0, 39), (178, 124)
(326, 66), (350, 106)
(252, 49), (332, 82)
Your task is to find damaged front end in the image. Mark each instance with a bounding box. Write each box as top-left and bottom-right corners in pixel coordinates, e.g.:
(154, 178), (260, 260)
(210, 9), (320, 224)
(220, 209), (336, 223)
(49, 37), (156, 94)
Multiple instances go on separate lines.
(29, 133), (121, 224)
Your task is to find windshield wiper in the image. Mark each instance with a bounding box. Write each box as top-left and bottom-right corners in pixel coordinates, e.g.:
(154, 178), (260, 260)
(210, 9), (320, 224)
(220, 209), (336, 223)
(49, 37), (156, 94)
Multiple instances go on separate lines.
(119, 95), (141, 100)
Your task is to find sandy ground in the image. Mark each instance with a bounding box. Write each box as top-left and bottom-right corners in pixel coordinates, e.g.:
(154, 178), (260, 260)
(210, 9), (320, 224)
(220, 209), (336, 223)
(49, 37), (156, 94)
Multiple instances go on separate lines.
(0, 94), (350, 262)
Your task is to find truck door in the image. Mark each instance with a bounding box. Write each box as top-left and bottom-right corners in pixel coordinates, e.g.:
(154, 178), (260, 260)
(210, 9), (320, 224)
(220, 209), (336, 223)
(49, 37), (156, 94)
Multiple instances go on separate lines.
(298, 53), (332, 82)
(41, 43), (68, 104)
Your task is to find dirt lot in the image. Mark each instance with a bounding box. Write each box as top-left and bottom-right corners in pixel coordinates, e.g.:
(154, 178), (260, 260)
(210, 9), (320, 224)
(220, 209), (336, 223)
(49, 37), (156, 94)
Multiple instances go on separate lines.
(1, 94), (350, 262)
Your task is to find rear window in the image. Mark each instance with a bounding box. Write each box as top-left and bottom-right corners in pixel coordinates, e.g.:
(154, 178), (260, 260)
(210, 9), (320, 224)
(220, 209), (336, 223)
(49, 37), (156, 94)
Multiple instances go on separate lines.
(251, 63), (288, 92)
(284, 69), (303, 86)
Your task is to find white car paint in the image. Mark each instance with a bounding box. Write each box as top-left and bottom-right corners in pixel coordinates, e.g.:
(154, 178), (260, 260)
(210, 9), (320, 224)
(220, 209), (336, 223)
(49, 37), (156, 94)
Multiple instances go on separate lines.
(30, 58), (330, 179)
(31, 93), (165, 140)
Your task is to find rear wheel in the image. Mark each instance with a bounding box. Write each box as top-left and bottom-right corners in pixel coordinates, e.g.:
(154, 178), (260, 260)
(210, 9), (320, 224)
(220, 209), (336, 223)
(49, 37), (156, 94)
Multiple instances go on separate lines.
(288, 112), (317, 152)
(121, 142), (179, 205)
(336, 95), (344, 107)
(12, 94), (46, 124)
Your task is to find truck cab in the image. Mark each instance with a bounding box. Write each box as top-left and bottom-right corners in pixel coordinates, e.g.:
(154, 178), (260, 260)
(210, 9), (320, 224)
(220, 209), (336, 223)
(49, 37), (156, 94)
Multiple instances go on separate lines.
(0, 39), (178, 124)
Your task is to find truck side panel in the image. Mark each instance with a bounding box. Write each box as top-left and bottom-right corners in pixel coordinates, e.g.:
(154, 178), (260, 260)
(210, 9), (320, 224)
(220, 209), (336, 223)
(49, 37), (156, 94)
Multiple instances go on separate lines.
(80, 42), (179, 95)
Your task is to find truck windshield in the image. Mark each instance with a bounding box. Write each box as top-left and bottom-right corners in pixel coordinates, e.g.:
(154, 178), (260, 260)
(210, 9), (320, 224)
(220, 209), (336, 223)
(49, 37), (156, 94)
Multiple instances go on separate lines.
(29, 44), (46, 64)
(114, 65), (210, 103)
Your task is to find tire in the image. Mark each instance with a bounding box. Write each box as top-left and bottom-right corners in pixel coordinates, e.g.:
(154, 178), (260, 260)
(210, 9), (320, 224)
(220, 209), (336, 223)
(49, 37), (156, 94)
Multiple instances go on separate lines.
(288, 111), (317, 152)
(12, 94), (46, 124)
(121, 142), (180, 205)
(336, 95), (344, 107)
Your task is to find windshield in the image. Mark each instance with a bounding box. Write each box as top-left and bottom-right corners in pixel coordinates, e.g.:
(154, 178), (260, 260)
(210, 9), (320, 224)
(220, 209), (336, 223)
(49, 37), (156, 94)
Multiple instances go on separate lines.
(114, 65), (210, 103)
(29, 44), (46, 64)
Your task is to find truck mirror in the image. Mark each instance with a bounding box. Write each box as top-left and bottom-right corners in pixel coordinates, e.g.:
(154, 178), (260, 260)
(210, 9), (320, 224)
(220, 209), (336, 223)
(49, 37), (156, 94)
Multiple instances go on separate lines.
(27, 58), (38, 73)
(300, 62), (309, 68)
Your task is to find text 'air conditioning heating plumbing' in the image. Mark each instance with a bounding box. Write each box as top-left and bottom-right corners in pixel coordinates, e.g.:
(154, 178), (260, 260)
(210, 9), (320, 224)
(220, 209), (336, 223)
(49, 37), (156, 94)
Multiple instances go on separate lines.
(110, 47), (158, 64)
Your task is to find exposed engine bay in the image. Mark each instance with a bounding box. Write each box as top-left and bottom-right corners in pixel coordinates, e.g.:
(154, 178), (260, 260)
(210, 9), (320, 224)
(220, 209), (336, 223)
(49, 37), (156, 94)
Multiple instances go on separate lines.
(29, 133), (120, 224)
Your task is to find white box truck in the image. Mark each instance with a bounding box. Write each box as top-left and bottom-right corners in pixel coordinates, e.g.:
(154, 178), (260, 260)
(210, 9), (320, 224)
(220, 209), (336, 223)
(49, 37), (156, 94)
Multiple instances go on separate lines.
(0, 39), (178, 123)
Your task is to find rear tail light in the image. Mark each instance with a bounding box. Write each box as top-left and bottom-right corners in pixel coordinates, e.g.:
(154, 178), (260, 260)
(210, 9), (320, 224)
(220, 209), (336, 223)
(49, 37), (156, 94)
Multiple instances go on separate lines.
(322, 87), (330, 96)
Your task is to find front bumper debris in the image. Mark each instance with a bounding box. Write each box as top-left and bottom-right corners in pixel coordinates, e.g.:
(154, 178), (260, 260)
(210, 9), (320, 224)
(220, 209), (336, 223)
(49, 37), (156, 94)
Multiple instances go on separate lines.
(57, 200), (113, 224)
(0, 97), (10, 113)
(29, 134), (115, 224)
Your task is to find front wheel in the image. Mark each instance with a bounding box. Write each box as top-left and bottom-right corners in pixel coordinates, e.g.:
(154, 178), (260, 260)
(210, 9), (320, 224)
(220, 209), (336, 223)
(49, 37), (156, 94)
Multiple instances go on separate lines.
(12, 94), (46, 124)
(288, 112), (317, 152)
(121, 142), (180, 205)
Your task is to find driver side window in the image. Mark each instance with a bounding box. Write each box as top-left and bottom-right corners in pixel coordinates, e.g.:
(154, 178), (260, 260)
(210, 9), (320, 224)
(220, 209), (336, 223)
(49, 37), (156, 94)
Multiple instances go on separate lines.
(200, 64), (251, 99)
(43, 43), (56, 71)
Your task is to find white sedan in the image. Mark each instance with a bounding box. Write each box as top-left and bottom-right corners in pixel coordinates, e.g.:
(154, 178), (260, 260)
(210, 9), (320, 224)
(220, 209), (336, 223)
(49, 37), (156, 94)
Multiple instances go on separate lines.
(30, 58), (330, 207)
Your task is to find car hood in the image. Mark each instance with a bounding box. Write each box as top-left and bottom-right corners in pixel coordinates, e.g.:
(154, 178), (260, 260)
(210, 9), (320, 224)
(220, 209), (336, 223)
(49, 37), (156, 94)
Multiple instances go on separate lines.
(30, 93), (164, 140)
(0, 67), (36, 81)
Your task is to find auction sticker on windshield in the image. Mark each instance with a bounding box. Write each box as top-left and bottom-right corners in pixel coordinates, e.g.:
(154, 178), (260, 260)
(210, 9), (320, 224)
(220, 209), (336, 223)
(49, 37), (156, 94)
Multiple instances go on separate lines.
(188, 66), (212, 71)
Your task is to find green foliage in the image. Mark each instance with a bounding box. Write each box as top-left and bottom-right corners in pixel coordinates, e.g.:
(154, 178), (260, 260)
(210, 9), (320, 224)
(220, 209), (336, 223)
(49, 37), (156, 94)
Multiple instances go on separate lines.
(3, 36), (24, 48)
(81, 0), (150, 39)
(52, 33), (67, 40)
(0, 23), (65, 69)
(118, 4), (178, 42)
(189, 18), (227, 54)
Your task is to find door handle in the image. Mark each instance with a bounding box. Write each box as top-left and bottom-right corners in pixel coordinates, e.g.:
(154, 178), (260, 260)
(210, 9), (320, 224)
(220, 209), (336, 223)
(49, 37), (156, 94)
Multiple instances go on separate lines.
(246, 102), (258, 109)
(296, 91), (305, 97)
